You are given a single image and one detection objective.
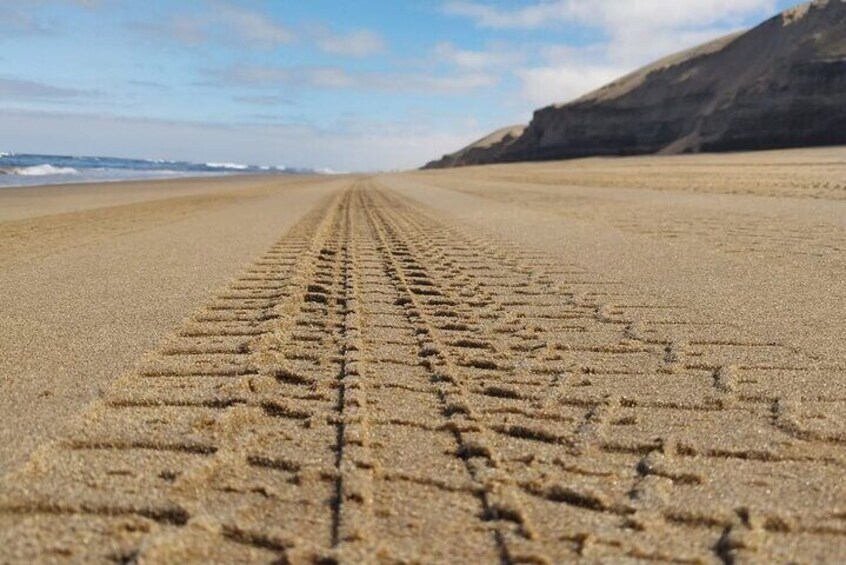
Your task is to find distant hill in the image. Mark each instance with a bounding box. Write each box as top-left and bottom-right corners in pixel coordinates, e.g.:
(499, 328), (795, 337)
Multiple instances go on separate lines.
(426, 125), (526, 169)
(424, 0), (846, 169)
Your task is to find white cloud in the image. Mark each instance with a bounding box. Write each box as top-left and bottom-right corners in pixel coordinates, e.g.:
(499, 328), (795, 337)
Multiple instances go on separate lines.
(444, 1), (571, 29)
(0, 77), (93, 100)
(133, 2), (295, 49)
(518, 65), (626, 106)
(232, 94), (294, 107)
(433, 41), (523, 70)
(315, 29), (386, 57)
(212, 65), (497, 95)
(134, 6), (388, 58)
(412, 73), (498, 93)
(0, 0), (105, 35)
(444, 0), (779, 106)
(215, 66), (353, 89)
(216, 3), (295, 47)
(443, 0), (776, 32)
(301, 67), (357, 89)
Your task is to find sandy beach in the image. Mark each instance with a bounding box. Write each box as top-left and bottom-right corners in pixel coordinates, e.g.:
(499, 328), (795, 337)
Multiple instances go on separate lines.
(1, 148), (845, 562)
(0, 175), (342, 473)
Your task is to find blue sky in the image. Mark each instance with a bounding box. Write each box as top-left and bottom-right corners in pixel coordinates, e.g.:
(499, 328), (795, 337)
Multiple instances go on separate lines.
(0, 0), (799, 170)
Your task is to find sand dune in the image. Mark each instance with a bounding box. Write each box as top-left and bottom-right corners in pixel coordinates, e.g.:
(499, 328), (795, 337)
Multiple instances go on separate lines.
(426, 0), (846, 168)
(1, 150), (845, 562)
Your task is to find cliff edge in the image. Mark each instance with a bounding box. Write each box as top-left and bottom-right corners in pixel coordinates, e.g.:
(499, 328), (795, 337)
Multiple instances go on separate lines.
(424, 0), (846, 169)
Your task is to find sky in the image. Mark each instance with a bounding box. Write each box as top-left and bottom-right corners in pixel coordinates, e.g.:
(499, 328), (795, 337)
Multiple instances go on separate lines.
(0, 0), (800, 171)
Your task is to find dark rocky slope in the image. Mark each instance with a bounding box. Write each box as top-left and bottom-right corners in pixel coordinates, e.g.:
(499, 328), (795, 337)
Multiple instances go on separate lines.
(425, 0), (846, 169)
(425, 125), (525, 169)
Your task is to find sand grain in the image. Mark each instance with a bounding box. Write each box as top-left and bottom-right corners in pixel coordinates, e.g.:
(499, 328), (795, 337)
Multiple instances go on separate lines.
(1, 151), (845, 562)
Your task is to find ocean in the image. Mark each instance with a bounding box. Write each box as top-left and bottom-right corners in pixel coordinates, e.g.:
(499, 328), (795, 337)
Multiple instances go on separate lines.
(0, 153), (319, 188)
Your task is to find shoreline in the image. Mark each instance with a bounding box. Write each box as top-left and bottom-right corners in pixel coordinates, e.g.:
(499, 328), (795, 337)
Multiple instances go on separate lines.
(0, 173), (325, 222)
(0, 170), (308, 190)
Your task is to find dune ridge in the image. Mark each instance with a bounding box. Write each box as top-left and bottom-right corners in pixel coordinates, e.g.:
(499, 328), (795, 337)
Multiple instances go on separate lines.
(425, 0), (846, 168)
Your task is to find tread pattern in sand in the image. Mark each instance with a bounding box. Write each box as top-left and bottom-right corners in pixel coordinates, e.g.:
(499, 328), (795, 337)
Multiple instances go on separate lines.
(466, 154), (846, 200)
(1, 181), (845, 563)
(422, 178), (846, 261)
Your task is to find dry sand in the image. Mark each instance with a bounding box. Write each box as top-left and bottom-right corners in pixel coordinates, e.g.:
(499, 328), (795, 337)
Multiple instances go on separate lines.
(0, 149), (845, 563)
(0, 175), (343, 473)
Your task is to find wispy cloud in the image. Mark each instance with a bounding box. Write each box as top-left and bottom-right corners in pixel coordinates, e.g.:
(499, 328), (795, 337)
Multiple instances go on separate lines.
(443, 0), (775, 32)
(0, 0), (112, 48)
(128, 80), (171, 91)
(0, 77), (93, 101)
(313, 28), (386, 57)
(0, 0), (103, 7)
(443, 1), (568, 29)
(131, 2), (295, 49)
(232, 94), (295, 107)
(214, 66), (353, 89)
(131, 5), (388, 58)
(444, 0), (778, 106)
(218, 3), (294, 47)
(0, 0), (104, 28)
(209, 65), (497, 95)
(0, 1), (56, 36)
(433, 41), (523, 70)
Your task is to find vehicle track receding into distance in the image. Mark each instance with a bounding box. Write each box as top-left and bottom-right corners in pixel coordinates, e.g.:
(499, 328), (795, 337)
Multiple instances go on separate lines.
(1, 180), (845, 563)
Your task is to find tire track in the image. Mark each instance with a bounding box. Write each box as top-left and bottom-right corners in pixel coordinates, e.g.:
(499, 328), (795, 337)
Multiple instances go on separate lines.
(0, 190), (350, 563)
(363, 182), (846, 563)
(329, 181), (376, 562)
(2, 179), (845, 563)
(343, 185), (503, 562)
(360, 185), (550, 563)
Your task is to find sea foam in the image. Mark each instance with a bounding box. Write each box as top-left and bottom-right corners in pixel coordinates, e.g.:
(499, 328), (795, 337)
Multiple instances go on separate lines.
(8, 164), (79, 176)
(205, 162), (249, 170)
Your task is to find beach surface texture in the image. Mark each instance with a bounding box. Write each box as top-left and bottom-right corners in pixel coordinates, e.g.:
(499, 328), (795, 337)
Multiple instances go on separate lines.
(1, 148), (845, 562)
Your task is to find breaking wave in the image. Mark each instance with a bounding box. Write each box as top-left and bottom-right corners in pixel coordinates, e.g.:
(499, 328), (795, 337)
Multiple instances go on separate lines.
(4, 164), (79, 176)
(205, 162), (249, 170)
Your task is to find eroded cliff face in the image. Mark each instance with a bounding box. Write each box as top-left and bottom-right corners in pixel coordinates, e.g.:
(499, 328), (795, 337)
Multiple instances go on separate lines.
(698, 56), (846, 152)
(425, 0), (846, 169)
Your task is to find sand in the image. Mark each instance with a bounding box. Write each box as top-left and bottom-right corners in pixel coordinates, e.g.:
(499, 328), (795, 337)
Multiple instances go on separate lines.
(0, 175), (344, 473)
(0, 149), (845, 563)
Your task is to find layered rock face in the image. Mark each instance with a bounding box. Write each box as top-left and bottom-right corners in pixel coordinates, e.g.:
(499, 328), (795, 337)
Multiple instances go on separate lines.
(425, 0), (846, 169)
